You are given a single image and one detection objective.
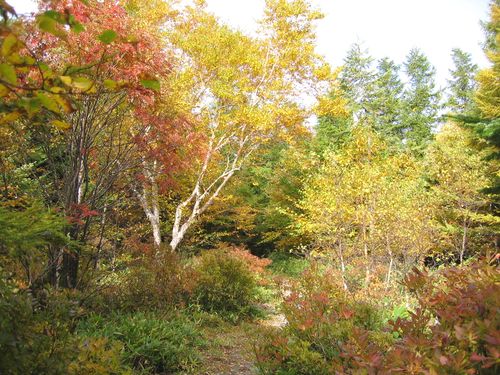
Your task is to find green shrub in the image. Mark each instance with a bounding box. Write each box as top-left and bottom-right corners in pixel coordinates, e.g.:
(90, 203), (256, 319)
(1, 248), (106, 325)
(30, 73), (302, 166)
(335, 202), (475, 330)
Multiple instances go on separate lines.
(68, 338), (133, 375)
(96, 250), (197, 312)
(256, 335), (331, 375)
(268, 252), (309, 278)
(77, 311), (204, 374)
(193, 247), (259, 318)
(0, 270), (78, 375)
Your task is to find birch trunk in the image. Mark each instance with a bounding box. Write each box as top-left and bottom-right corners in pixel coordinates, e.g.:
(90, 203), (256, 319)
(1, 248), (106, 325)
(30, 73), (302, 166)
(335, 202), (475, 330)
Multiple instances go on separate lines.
(362, 216), (370, 286)
(136, 183), (161, 248)
(169, 132), (253, 251)
(385, 235), (393, 288)
(460, 216), (468, 264)
(338, 239), (348, 291)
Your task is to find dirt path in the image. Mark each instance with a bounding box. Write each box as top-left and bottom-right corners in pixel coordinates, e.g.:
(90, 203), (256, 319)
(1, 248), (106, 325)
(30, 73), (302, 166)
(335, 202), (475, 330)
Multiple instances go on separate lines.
(192, 275), (291, 375)
(198, 322), (260, 375)
(196, 308), (286, 375)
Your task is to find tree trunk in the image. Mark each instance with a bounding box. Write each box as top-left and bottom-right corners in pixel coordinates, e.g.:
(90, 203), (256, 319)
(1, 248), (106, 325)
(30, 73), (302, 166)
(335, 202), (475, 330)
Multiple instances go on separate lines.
(135, 169), (162, 248)
(169, 137), (249, 251)
(170, 225), (186, 252)
(59, 251), (79, 289)
(148, 208), (161, 248)
(460, 217), (468, 264)
(386, 235), (393, 288)
(338, 239), (348, 291)
(47, 246), (62, 287)
(362, 217), (370, 286)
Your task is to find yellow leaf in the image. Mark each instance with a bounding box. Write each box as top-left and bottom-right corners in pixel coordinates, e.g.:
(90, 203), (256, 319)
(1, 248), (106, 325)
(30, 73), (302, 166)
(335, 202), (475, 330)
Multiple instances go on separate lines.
(0, 111), (21, 125)
(49, 86), (65, 94)
(0, 63), (17, 85)
(53, 94), (74, 113)
(51, 119), (71, 130)
(60, 76), (72, 86)
(103, 79), (117, 90)
(0, 84), (9, 97)
(37, 92), (60, 113)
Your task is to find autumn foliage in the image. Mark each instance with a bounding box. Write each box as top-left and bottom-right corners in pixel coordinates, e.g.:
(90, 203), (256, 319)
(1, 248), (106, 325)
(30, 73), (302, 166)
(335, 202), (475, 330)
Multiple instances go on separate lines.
(0, 0), (499, 374)
(256, 259), (500, 374)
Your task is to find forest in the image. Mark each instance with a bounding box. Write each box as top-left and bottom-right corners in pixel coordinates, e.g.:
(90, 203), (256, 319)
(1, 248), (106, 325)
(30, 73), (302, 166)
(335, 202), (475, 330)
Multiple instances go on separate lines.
(0, 0), (498, 374)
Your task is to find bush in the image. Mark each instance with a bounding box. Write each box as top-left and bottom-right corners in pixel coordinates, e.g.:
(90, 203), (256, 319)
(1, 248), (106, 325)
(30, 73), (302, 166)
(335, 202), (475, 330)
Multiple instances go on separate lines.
(258, 265), (392, 373)
(256, 335), (331, 375)
(256, 260), (500, 374)
(0, 270), (78, 375)
(256, 263), (392, 373)
(227, 244), (272, 276)
(0, 269), (127, 375)
(381, 261), (500, 373)
(77, 311), (204, 374)
(68, 338), (133, 375)
(193, 245), (263, 318)
(96, 250), (197, 312)
(268, 252), (309, 278)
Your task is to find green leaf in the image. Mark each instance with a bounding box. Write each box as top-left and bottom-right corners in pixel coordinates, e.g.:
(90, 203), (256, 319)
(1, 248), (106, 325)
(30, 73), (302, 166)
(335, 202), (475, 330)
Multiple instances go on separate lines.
(0, 63), (17, 85)
(98, 30), (118, 44)
(43, 10), (65, 24)
(37, 92), (60, 113)
(7, 52), (22, 65)
(71, 22), (85, 33)
(140, 79), (161, 91)
(72, 77), (93, 91)
(37, 15), (66, 38)
(68, 15), (85, 33)
(20, 97), (42, 117)
(1, 34), (17, 57)
(103, 79), (118, 90)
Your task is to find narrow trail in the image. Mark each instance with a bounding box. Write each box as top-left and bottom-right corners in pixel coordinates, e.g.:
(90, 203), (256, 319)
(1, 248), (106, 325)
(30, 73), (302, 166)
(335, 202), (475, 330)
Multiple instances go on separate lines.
(197, 304), (287, 375)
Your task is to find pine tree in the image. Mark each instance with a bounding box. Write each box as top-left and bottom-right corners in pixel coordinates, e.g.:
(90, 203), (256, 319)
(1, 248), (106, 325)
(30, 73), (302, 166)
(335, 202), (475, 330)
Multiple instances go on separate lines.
(447, 48), (478, 115)
(401, 48), (441, 151)
(338, 43), (376, 122)
(371, 58), (404, 144)
(315, 112), (352, 153)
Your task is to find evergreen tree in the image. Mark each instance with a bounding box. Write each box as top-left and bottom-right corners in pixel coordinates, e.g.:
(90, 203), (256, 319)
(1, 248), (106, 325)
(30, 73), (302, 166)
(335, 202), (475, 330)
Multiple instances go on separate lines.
(314, 115), (352, 152)
(459, 1), (499, 198)
(371, 58), (404, 144)
(401, 48), (441, 151)
(465, 0), (500, 198)
(338, 43), (376, 122)
(447, 48), (478, 115)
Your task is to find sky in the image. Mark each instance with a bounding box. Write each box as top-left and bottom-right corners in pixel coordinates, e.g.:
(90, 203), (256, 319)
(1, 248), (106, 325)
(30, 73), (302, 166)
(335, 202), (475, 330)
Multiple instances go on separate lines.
(14, 0), (491, 88)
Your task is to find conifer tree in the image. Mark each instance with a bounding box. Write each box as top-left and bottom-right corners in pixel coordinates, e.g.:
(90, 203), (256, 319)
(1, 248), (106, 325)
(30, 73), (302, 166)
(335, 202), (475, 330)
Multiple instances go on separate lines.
(338, 43), (376, 122)
(401, 48), (441, 151)
(447, 48), (478, 115)
(371, 58), (404, 144)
